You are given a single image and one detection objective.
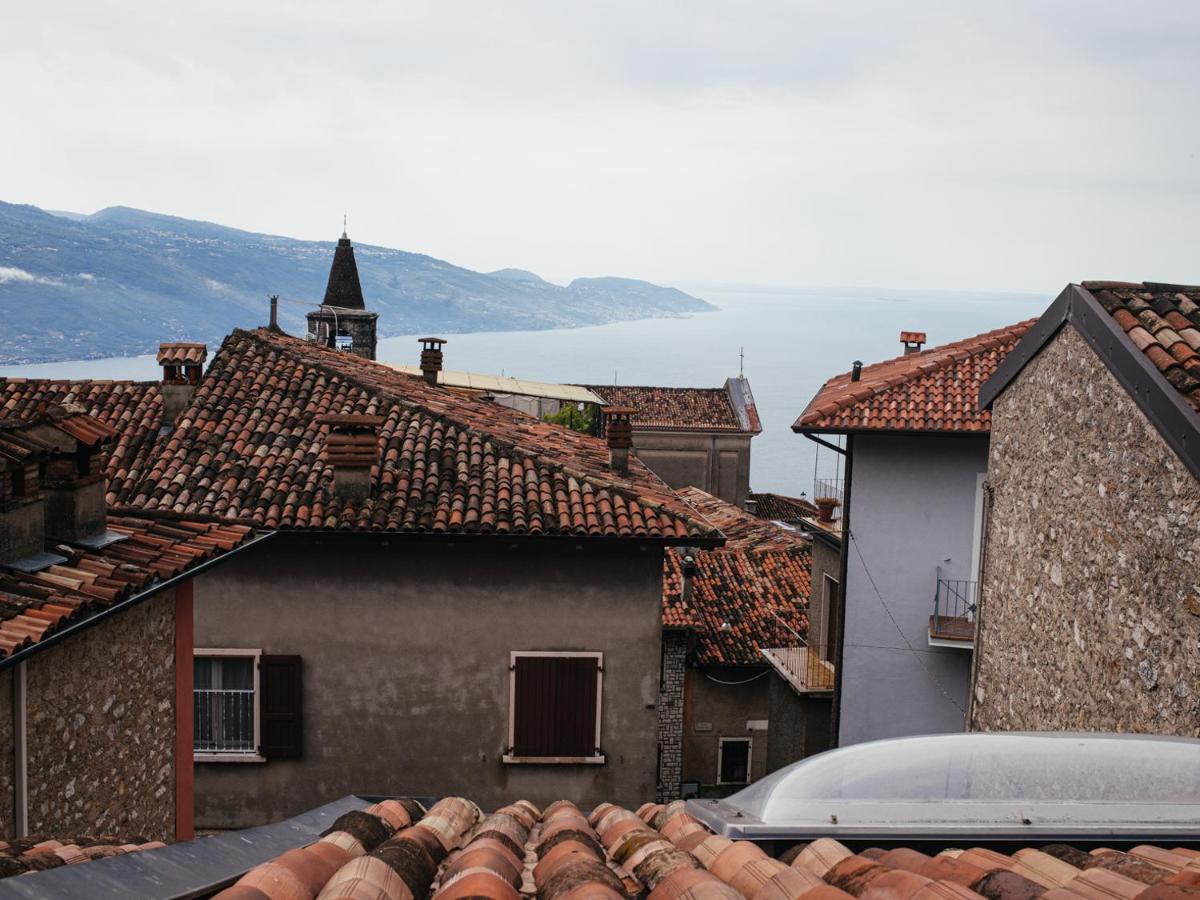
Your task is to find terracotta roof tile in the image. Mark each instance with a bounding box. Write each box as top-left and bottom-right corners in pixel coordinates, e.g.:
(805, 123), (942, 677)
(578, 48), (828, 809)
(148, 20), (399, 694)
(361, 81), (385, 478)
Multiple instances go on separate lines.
(795, 320), (1037, 434)
(1082, 282), (1200, 412)
(113, 329), (718, 541)
(664, 489), (811, 665)
(582, 384), (758, 433)
(0, 379), (163, 504)
(748, 491), (819, 523)
(114, 797), (1200, 900)
(156, 343), (208, 366)
(0, 516), (254, 661)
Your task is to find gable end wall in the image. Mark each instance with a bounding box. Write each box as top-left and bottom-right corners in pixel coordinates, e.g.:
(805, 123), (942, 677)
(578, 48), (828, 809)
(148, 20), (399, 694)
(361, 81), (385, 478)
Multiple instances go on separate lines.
(971, 325), (1200, 734)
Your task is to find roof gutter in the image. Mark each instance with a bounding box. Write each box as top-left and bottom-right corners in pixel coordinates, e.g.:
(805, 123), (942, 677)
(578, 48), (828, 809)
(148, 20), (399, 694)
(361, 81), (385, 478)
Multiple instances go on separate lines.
(0, 531), (276, 673)
(798, 432), (846, 455)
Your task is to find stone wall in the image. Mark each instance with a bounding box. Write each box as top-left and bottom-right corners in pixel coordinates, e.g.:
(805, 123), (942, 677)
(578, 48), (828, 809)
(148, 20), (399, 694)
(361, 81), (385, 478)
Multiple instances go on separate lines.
(656, 630), (687, 802)
(24, 593), (176, 840)
(972, 325), (1200, 734)
(0, 669), (12, 839)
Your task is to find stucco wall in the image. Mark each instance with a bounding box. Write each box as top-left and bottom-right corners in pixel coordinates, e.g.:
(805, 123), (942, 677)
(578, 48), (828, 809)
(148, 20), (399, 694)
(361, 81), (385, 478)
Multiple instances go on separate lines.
(681, 664), (770, 796)
(807, 535), (841, 658)
(766, 679), (832, 773)
(839, 434), (984, 745)
(972, 325), (1200, 734)
(632, 433), (753, 508)
(193, 537), (664, 828)
(24, 593), (176, 840)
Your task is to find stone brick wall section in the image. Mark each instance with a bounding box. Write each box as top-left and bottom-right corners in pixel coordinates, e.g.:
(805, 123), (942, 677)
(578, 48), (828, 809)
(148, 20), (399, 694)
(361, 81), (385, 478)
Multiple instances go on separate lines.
(657, 630), (687, 802)
(24, 593), (177, 840)
(972, 326), (1200, 734)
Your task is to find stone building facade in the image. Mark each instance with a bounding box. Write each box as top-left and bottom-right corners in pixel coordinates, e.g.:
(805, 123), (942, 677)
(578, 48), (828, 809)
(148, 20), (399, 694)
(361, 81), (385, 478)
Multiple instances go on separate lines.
(971, 325), (1200, 734)
(656, 630), (687, 802)
(0, 593), (180, 842)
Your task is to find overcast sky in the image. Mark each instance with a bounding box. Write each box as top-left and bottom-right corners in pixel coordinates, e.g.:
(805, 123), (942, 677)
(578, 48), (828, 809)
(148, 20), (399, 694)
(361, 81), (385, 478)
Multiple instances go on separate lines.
(4, 1), (1199, 292)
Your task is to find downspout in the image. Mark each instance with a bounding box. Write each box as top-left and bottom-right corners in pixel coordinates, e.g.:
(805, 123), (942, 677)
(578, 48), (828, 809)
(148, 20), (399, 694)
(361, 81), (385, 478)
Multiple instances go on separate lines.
(829, 433), (854, 747)
(12, 661), (26, 837)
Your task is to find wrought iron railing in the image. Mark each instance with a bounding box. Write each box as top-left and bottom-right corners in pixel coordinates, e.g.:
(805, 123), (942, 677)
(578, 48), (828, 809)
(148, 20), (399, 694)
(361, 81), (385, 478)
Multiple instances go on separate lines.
(764, 612), (835, 692)
(194, 687), (255, 753)
(930, 567), (979, 642)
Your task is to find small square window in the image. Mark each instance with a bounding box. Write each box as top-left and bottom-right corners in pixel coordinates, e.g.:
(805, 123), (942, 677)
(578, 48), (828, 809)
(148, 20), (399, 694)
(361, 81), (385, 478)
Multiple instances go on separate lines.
(504, 652), (604, 764)
(718, 737), (752, 785)
(194, 650), (260, 758)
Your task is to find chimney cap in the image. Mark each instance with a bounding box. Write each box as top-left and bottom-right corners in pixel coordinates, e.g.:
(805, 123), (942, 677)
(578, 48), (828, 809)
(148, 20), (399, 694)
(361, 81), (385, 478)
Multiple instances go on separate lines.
(900, 331), (927, 344)
(156, 342), (208, 366)
(418, 336), (448, 346)
(601, 405), (636, 417)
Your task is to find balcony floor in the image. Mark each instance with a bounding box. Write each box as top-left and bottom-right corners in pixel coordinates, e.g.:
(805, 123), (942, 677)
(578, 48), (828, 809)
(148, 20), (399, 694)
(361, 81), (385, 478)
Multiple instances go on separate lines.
(761, 647), (836, 694)
(928, 614), (975, 647)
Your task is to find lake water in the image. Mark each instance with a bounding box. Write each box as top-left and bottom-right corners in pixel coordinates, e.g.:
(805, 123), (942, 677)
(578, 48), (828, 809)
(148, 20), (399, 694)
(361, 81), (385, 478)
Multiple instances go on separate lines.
(0, 284), (1051, 496)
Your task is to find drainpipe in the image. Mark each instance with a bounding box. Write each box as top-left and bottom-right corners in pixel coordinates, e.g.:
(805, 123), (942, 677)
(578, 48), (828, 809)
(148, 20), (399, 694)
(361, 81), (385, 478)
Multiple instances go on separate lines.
(829, 433), (854, 748)
(12, 660), (27, 837)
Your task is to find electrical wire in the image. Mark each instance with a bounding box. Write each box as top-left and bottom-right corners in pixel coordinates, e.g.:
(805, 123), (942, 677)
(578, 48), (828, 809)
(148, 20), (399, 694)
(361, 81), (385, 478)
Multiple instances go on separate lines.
(702, 669), (771, 686)
(848, 529), (966, 715)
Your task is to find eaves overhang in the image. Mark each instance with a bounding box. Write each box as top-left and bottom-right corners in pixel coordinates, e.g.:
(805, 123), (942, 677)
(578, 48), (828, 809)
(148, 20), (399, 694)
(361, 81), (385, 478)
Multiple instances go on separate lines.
(978, 283), (1200, 482)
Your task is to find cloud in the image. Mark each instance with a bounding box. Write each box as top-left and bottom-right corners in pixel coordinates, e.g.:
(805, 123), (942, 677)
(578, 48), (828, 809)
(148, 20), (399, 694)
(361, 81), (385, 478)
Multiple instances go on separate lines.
(0, 267), (60, 286)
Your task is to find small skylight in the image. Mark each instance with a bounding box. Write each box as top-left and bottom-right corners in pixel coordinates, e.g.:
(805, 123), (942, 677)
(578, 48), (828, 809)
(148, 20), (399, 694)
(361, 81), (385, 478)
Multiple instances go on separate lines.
(687, 732), (1200, 840)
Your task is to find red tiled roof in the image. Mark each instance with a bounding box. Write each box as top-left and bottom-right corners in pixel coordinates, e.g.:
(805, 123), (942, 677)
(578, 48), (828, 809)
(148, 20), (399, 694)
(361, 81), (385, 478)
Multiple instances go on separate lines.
(0, 516), (254, 661)
(117, 329), (719, 541)
(664, 545), (810, 665)
(795, 320), (1037, 434)
(156, 342), (207, 366)
(677, 486), (806, 552)
(583, 384), (756, 433)
(665, 489), (811, 665)
(0, 836), (166, 877)
(1083, 281), (1200, 411)
(154, 796), (1200, 900)
(0, 379), (163, 504)
(748, 491), (819, 523)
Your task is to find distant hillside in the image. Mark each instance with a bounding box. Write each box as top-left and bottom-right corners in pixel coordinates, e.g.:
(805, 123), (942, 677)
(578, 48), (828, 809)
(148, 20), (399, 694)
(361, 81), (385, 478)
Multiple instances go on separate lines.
(0, 202), (715, 364)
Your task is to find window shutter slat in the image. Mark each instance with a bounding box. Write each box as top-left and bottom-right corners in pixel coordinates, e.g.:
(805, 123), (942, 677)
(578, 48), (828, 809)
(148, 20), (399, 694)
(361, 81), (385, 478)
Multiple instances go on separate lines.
(260, 655), (303, 759)
(513, 655), (599, 757)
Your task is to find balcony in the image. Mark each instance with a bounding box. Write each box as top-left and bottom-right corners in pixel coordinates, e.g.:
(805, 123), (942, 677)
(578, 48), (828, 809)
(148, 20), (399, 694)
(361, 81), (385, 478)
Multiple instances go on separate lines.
(929, 570), (977, 648)
(761, 612), (835, 694)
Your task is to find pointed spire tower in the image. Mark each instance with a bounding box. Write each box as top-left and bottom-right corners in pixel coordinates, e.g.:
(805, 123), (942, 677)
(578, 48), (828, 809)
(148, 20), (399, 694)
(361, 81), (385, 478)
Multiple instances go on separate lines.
(306, 221), (379, 359)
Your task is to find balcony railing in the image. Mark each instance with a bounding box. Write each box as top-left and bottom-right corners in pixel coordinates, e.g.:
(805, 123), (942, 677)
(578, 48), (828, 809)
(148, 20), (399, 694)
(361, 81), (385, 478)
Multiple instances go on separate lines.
(929, 568), (978, 647)
(194, 687), (256, 753)
(761, 612), (835, 693)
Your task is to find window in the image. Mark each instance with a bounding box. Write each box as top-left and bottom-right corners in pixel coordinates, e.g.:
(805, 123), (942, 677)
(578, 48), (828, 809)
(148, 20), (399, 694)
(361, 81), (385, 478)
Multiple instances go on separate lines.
(718, 737), (752, 785)
(505, 651), (604, 764)
(194, 650), (303, 762)
(821, 575), (840, 660)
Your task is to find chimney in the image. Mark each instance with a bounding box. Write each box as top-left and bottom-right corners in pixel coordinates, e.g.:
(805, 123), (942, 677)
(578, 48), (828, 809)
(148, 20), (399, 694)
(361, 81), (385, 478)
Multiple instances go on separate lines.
(681, 552), (697, 607)
(419, 337), (447, 386)
(901, 331), (926, 355)
(744, 498), (758, 515)
(26, 408), (115, 542)
(269, 295), (279, 330)
(851, 360), (863, 382)
(0, 423), (49, 563)
(320, 414), (383, 503)
(602, 406), (635, 474)
(158, 343), (208, 423)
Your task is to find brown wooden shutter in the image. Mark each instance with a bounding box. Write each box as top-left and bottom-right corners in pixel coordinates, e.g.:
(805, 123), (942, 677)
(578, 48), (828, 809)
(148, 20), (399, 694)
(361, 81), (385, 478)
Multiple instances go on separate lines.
(260, 655), (303, 759)
(512, 655), (599, 757)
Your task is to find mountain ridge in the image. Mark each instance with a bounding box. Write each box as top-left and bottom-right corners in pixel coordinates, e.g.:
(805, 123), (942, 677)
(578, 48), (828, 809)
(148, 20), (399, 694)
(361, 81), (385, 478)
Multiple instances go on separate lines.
(0, 202), (715, 365)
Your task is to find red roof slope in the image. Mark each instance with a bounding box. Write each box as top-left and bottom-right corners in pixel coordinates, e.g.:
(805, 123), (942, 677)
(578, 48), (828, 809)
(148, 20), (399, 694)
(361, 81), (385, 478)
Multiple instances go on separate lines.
(0, 516), (254, 661)
(583, 384), (756, 432)
(0, 380), (163, 503)
(118, 329), (719, 540)
(1084, 281), (1200, 411)
(795, 320), (1036, 434)
(664, 489), (810, 665)
(748, 491), (819, 523)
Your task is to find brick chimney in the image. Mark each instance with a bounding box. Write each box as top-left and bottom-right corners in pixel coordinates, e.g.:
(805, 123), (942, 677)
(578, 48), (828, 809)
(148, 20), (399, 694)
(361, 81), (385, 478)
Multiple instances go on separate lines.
(25, 408), (115, 542)
(158, 343), (208, 423)
(419, 338), (447, 386)
(901, 331), (926, 355)
(0, 423), (49, 562)
(320, 414), (383, 502)
(602, 406), (635, 474)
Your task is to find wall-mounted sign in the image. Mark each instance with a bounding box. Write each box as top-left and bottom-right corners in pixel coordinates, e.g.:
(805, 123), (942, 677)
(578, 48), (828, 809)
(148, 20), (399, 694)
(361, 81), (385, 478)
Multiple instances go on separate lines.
(747, 719), (768, 731)
(695, 722), (713, 733)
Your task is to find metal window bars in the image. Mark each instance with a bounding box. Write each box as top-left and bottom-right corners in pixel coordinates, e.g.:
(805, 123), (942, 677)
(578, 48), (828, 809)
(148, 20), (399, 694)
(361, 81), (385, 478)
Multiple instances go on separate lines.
(194, 686), (255, 753)
(930, 565), (978, 643)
